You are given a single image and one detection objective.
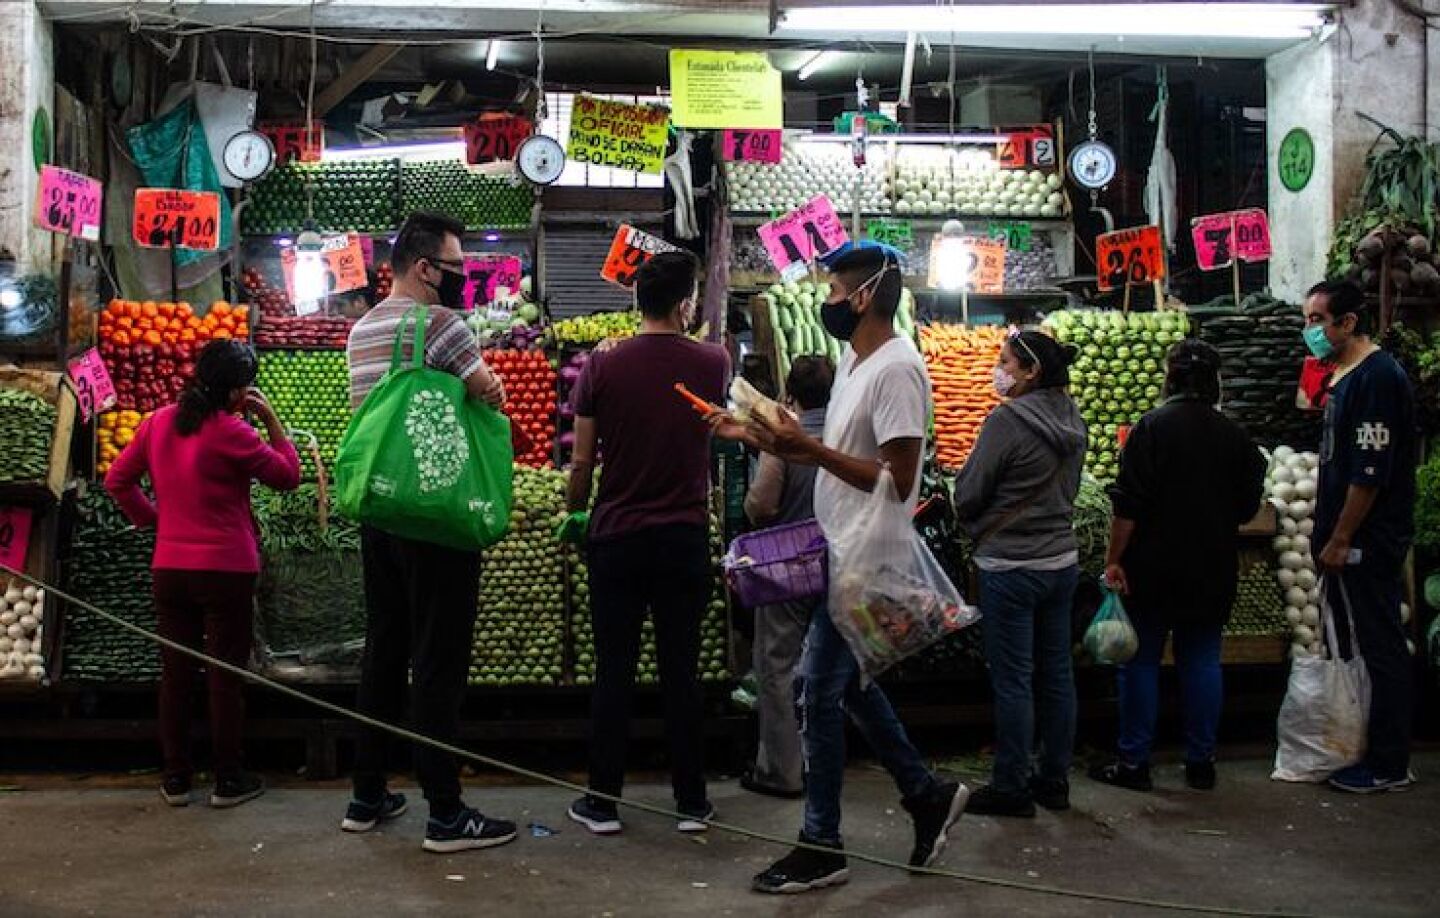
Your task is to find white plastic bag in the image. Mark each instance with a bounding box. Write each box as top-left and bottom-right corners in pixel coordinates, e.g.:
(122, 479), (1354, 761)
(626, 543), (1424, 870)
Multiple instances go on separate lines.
(827, 466), (979, 680)
(1271, 577), (1371, 782)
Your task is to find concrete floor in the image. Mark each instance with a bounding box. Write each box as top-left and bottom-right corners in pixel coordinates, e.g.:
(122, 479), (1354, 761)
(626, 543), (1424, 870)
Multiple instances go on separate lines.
(0, 753), (1435, 918)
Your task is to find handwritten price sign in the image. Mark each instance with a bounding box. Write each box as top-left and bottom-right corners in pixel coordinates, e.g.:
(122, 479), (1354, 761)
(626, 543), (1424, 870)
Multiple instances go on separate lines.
(757, 195), (849, 280)
(462, 254), (523, 310)
(0, 506), (33, 572)
(721, 129), (782, 164)
(995, 125), (1056, 169)
(132, 189), (221, 251)
(280, 233), (369, 305)
(1191, 208), (1272, 271)
(259, 120), (324, 163)
(1096, 225), (1166, 291)
(67, 348), (117, 422)
(601, 224), (681, 288)
(36, 166), (103, 241)
(464, 114), (534, 165)
(928, 237), (1007, 293)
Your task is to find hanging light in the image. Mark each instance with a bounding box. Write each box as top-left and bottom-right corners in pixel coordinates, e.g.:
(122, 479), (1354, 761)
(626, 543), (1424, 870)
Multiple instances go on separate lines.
(487, 39), (503, 71)
(797, 50), (833, 81)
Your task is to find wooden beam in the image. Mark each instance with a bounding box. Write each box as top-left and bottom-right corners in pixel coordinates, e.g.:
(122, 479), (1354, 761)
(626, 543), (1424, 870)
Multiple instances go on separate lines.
(312, 44), (407, 118)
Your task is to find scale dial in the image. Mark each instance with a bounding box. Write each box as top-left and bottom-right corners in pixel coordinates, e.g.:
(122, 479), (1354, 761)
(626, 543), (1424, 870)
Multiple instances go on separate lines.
(515, 135), (566, 186)
(1068, 140), (1118, 190)
(223, 130), (277, 183)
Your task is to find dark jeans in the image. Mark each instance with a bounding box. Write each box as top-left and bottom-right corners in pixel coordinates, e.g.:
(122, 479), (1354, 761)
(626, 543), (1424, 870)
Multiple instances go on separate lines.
(354, 526), (482, 819)
(587, 524), (711, 809)
(1331, 565), (1412, 776)
(979, 566), (1080, 795)
(1117, 617), (1223, 766)
(153, 569), (257, 782)
(798, 607), (936, 845)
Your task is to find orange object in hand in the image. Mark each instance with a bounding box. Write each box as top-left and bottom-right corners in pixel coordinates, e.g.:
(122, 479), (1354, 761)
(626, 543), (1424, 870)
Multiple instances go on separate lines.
(673, 382), (717, 416)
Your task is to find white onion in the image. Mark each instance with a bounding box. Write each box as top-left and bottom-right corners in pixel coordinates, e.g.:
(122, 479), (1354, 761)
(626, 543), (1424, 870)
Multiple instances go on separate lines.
(1273, 466), (1296, 485)
(1296, 568), (1317, 590)
(1285, 606), (1303, 624)
(1280, 517), (1299, 536)
(1288, 500), (1312, 520)
(21, 586), (36, 602)
(1292, 535), (1311, 555)
(1274, 445), (1296, 462)
(1291, 643), (1312, 659)
(1271, 482), (1297, 503)
(1295, 625), (1316, 645)
(1286, 586), (1310, 607)
(1277, 569), (1298, 589)
(13, 638), (29, 655)
(1293, 478), (1317, 500)
(1297, 519), (1314, 537)
(1273, 535), (1294, 553)
(1301, 606), (1320, 627)
(1279, 551), (1307, 571)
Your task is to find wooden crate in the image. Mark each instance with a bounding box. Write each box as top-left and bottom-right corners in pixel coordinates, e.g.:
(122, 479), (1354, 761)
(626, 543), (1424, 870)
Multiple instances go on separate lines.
(747, 293), (784, 396)
(0, 367), (77, 505)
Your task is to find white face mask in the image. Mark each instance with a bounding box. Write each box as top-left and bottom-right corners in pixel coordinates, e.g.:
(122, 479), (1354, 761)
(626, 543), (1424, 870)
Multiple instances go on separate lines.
(993, 365), (1018, 397)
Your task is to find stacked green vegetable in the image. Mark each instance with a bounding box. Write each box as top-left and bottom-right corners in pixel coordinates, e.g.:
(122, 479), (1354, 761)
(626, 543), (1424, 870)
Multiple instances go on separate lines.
(548, 311), (640, 347)
(760, 280), (917, 383)
(63, 488), (161, 682)
(1189, 294), (1317, 449)
(401, 161), (534, 230)
(0, 388), (55, 484)
(1071, 474), (1114, 579)
(470, 467), (567, 687)
(1227, 554), (1288, 637)
(256, 350), (352, 479)
(242, 161), (399, 235)
(1044, 310), (1186, 480)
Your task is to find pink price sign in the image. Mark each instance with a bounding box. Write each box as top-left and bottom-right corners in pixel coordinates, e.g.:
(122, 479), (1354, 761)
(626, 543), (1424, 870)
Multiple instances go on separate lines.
(36, 166), (103, 241)
(721, 129), (782, 164)
(757, 195), (850, 276)
(0, 506), (33, 573)
(1191, 208), (1272, 271)
(462, 255), (523, 312)
(67, 348), (117, 422)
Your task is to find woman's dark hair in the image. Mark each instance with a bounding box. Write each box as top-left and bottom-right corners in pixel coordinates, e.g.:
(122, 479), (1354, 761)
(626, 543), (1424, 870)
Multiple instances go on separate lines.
(1164, 338), (1223, 405)
(175, 339), (259, 436)
(1008, 330), (1076, 389)
(786, 355), (835, 411)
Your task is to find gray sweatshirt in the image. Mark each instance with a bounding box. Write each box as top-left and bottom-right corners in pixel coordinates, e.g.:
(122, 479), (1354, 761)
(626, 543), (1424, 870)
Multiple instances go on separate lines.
(953, 388), (1088, 566)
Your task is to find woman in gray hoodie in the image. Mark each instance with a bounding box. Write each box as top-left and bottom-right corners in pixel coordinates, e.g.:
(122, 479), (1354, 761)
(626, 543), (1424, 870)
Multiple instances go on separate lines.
(954, 330), (1088, 817)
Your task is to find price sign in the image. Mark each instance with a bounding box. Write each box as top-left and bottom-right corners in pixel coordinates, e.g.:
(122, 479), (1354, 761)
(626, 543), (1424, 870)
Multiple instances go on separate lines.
(464, 113), (534, 165)
(259, 120), (324, 163)
(1096, 225), (1166, 291)
(721, 129), (782, 164)
(997, 133), (1031, 169)
(132, 189), (221, 251)
(0, 506), (33, 572)
(1190, 208), (1272, 270)
(67, 348), (117, 422)
(462, 254), (524, 311)
(866, 218), (913, 250)
(928, 237), (1006, 293)
(601, 224), (681, 288)
(359, 234), (375, 268)
(756, 195), (849, 276)
(36, 166), (103, 241)
(279, 233), (369, 305)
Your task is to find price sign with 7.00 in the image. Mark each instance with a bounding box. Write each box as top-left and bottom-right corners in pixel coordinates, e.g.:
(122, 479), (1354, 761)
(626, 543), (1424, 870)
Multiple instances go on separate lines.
(462, 254), (523, 310)
(721, 129), (782, 164)
(1096, 225), (1166, 291)
(1190, 208), (1272, 271)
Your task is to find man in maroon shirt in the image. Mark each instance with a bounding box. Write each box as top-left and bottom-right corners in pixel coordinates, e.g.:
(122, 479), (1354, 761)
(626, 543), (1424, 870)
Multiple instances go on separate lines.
(563, 250), (730, 836)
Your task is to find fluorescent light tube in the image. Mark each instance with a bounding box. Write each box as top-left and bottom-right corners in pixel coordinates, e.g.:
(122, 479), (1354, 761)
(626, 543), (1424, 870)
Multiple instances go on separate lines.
(797, 50), (832, 81)
(487, 39), (502, 71)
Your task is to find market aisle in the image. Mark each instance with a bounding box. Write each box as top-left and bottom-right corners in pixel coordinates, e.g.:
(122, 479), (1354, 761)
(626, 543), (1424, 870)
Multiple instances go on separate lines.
(2, 752), (1436, 917)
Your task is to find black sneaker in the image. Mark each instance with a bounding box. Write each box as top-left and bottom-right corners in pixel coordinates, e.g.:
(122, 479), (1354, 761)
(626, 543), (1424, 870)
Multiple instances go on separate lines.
(963, 783), (1036, 818)
(676, 801), (715, 834)
(903, 780), (969, 868)
(1089, 760), (1154, 793)
(341, 791), (408, 833)
(753, 837), (849, 895)
(211, 772), (266, 809)
(161, 776), (191, 807)
(422, 807), (518, 854)
(1185, 761), (1217, 791)
(1030, 777), (1071, 811)
(567, 795), (622, 836)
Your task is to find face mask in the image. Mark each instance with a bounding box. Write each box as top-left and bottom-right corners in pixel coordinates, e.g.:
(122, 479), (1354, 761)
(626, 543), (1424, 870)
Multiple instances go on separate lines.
(821, 263), (890, 342)
(430, 265), (467, 310)
(993, 365), (1018, 397)
(1303, 323), (1335, 360)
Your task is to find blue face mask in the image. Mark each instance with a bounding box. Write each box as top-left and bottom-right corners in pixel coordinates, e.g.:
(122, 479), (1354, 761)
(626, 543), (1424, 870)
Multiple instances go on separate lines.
(1303, 323), (1335, 360)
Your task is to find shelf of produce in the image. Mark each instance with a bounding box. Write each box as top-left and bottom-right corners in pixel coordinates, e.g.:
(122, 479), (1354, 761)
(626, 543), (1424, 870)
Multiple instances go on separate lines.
(0, 368), (77, 507)
(729, 214), (1073, 229)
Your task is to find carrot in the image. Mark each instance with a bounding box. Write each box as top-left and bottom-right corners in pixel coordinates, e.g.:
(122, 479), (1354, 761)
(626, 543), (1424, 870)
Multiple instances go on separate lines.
(920, 322), (1008, 469)
(673, 382), (718, 416)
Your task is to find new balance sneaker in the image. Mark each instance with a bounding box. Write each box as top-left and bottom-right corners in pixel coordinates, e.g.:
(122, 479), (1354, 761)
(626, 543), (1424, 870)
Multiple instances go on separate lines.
(161, 776), (192, 808)
(1089, 760), (1154, 793)
(676, 801), (715, 834)
(1328, 764), (1416, 795)
(210, 772), (266, 809)
(567, 795), (622, 835)
(1185, 761), (1217, 791)
(422, 807), (518, 853)
(963, 783), (1037, 818)
(341, 792), (408, 833)
(752, 837), (849, 895)
(904, 780), (969, 868)
(1030, 776), (1071, 811)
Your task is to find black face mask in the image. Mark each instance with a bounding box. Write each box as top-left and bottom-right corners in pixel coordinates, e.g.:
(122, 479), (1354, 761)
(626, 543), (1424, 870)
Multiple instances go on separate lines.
(429, 266), (467, 310)
(821, 298), (862, 341)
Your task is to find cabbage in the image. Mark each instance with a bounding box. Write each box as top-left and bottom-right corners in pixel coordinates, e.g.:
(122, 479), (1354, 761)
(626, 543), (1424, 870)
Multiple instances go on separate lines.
(1084, 617), (1138, 665)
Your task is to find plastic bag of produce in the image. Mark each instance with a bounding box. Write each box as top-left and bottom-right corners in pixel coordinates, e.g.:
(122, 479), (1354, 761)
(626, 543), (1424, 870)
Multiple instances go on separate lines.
(335, 308), (514, 551)
(1083, 582), (1138, 664)
(1272, 577), (1371, 782)
(827, 466), (979, 680)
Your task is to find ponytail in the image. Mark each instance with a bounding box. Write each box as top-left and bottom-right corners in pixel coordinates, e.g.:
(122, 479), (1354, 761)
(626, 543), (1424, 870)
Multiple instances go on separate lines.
(173, 338), (259, 437)
(174, 385), (227, 436)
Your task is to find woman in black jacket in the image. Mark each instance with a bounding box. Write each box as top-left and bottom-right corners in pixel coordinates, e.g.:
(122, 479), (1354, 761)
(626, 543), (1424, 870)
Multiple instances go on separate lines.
(1092, 340), (1266, 792)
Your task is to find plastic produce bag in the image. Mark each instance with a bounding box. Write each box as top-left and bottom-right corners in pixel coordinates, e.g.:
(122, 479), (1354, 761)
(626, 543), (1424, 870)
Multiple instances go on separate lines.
(827, 466), (979, 680)
(1084, 581), (1139, 664)
(334, 308), (514, 552)
(1272, 578), (1371, 782)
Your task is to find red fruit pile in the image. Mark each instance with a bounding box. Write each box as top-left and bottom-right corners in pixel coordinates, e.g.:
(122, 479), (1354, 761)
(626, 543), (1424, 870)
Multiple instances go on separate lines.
(99, 300), (250, 413)
(375, 262), (394, 302)
(488, 349), (557, 468)
(242, 266), (353, 349)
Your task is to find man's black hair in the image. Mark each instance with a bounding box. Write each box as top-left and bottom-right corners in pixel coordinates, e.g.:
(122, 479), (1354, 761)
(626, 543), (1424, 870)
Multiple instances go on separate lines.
(828, 246), (903, 317)
(1306, 279), (1372, 335)
(1010, 330), (1076, 389)
(1164, 338), (1222, 405)
(391, 211), (465, 274)
(786, 355), (835, 411)
(635, 250), (700, 320)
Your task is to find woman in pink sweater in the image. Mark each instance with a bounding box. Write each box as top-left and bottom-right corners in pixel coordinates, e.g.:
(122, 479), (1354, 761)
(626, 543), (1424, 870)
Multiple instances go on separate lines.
(106, 339), (301, 809)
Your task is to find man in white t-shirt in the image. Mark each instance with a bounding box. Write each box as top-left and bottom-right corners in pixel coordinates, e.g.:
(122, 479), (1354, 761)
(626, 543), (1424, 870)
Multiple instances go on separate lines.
(713, 244), (967, 895)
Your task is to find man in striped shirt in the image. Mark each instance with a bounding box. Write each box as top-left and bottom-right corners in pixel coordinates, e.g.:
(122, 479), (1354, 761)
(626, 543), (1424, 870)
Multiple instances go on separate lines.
(341, 211), (514, 855)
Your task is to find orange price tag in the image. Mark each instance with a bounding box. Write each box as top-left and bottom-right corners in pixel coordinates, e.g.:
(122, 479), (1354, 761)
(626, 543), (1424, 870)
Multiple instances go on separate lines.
(279, 233), (369, 306)
(132, 189), (221, 251)
(928, 236), (1007, 293)
(601, 224), (680, 288)
(464, 114), (533, 165)
(1096, 225), (1166, 291)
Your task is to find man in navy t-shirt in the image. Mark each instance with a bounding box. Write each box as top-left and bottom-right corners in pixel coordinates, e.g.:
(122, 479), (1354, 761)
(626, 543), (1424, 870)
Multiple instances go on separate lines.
(1303, 280), (1418, 793)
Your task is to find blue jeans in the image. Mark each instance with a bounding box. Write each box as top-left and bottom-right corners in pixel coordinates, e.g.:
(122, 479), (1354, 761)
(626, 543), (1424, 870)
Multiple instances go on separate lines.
(797, 605), (936, 845)
(1116, 617), (1223, 766)
(979, 566), (1080, 795)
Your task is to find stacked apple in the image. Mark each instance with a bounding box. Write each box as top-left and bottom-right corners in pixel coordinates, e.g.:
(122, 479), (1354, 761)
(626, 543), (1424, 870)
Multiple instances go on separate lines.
(242, 266), (354, 349)
(487, 349), (558, 467)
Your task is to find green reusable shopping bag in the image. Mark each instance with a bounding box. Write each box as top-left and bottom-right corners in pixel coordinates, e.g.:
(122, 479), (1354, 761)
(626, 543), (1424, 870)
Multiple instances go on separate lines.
(334, 307), (513, 551)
